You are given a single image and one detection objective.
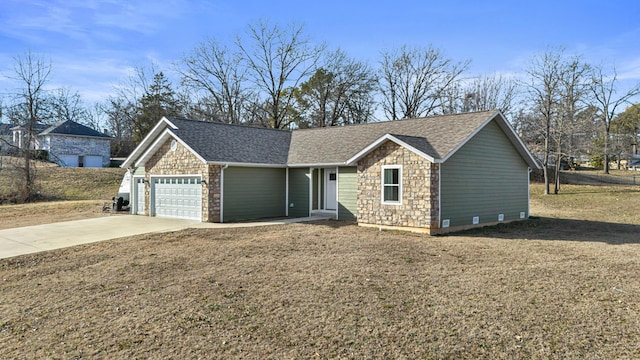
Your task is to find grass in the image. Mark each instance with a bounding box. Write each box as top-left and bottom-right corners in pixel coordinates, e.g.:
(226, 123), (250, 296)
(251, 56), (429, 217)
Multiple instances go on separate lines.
(1, 182), (640, 358)
(0, 157), (125, 203)
(35, 166), (126, 200)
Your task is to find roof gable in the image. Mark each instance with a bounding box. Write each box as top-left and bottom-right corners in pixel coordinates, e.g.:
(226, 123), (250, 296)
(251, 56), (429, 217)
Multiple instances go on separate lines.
(289, 111), (501, 165)
(122, 117), (291, 168)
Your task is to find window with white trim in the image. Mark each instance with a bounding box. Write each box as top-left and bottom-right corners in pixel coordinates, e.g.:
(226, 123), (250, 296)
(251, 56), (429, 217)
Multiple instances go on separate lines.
(381, 165), (402, 204)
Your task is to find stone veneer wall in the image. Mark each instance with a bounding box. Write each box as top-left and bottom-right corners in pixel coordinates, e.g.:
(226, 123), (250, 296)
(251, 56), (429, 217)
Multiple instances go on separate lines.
(144, 138), (221, 222)
(357, 141), (439, 230)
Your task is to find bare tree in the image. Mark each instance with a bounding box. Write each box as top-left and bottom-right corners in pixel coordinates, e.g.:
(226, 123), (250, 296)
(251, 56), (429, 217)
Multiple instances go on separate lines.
(551, 55), (590, 193)
(588, 64), (640, 174)
(237, 20), (326, 129)
(178, 38), (250, 124)
(439, 73), (520, 117)
(524, 48), (564, 195)
(463, 74), (520, 116)
(99, 96), (136, 157)
(5, 50), (52, 201)
(293, 49), (377, 127)
(49, 88), (90, 124)
(379, 45), (469, 120)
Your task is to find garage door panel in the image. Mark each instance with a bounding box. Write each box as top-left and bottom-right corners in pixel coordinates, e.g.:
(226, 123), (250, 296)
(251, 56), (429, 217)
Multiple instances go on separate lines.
(152, 176), (202, 220)
(84, 155), (103, 168)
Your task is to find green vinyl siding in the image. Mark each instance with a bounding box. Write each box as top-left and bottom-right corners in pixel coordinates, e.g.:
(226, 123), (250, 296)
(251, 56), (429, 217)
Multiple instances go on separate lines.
(337, 167), (357, 221)
(312, 169), (319, 209)
(288, 168), (310, 217)
(223, 167), (286, 222)
(440, 120), (529, 228)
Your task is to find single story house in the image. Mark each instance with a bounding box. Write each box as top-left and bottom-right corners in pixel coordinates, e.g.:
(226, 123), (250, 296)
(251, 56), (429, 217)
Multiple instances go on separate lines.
(121, 110), (540, 234)
(10, 120), (111, 167)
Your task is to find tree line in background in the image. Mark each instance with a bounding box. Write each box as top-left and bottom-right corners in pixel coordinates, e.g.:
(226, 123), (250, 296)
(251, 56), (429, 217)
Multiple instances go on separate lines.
(2, 20), (640, 197)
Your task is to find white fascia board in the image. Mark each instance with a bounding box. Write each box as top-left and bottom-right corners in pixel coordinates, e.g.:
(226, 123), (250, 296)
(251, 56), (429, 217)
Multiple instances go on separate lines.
(46, 133), (112, 140)
(121, 117), (177, 169)
(345, 134), (438, 165)
(134, 129), (207, 168)
(206, 161), (288, 168)
(286, 162), (346, 168)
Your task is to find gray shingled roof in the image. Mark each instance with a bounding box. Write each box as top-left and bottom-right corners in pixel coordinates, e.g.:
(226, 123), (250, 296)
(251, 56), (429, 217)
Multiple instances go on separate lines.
(40, 120), (111, 138)
(167, 118), (291, 164)
(126, 111), (539, 169)
(287, 111), (497, 164)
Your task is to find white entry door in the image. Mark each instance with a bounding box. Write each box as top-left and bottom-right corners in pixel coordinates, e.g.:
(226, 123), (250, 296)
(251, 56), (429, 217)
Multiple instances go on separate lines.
(135, 177), (146, 215)
(325, 170), (337, 210)
(152, 177), (202, 220)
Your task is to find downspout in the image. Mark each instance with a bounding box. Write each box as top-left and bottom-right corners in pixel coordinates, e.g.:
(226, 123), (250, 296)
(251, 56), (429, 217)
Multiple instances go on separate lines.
(437, 163), (442, 229)
(528, 167), (532, 218)
(220, 163), (229, 223)
(129, 167), (136, 215)
(335, 166), (339, 220)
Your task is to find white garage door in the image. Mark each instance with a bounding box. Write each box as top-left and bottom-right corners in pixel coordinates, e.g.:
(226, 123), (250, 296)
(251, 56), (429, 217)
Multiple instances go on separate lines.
(152, 177), (202, 220)
(59, 155), (78, 167)
(84, 155), (103, 168)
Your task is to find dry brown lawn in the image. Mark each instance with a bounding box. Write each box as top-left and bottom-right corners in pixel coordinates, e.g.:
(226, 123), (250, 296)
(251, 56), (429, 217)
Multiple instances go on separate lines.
(1, 183), (640, 358)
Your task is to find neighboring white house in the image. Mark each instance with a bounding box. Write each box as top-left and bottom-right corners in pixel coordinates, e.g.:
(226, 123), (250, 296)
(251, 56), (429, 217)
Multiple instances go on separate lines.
(9, 120), (112, 168)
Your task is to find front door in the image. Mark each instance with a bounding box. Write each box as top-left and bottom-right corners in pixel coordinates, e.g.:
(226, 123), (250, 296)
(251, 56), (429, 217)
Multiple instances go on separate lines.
(135, 177), (146, 215)
(325, 170), (337, 210)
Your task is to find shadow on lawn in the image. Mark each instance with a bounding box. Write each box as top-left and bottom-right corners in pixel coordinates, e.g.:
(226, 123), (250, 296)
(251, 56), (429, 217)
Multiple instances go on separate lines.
(450, 217), (640, 245)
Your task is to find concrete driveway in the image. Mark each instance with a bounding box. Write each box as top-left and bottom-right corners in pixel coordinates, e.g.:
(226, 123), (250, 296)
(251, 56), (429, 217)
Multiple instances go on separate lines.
(0, 215), (332, 260)
(0, 216), (199, 260)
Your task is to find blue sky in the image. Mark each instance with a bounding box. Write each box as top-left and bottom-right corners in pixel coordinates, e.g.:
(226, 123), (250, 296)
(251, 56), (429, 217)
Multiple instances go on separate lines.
(1, 0), (639, 105)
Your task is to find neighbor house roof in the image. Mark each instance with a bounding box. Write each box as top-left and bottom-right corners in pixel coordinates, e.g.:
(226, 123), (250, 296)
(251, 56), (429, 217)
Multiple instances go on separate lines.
(122, 110), (540, 169)
(39, 120), (111, 138)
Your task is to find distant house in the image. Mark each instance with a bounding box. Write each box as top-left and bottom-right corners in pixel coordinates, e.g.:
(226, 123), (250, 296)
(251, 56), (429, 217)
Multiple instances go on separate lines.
(121, 110), (540, 234)
(38, 120), (112, 167)
(0, 123), (12, 152)
(7, 120), (111, 167)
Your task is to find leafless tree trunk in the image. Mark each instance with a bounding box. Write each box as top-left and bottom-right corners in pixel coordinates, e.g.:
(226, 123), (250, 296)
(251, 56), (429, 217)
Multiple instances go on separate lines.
(6, 50), (52, 202)
(551, 56), (590, 193)
(237, 20), (325, 129)
(589, 65), (640, 174)
(379, 45), (469, 120)
(525, 48), (563, 195)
